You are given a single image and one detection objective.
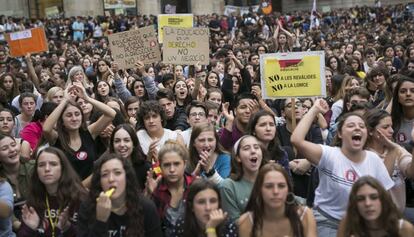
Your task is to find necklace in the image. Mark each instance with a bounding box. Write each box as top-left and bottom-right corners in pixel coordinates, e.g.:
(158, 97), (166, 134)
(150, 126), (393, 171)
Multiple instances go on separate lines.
(45, 195), (60, 237)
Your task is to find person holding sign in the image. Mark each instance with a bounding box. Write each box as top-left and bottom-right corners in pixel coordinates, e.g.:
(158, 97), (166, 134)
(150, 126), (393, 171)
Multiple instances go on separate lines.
(291, 99), (394, 237)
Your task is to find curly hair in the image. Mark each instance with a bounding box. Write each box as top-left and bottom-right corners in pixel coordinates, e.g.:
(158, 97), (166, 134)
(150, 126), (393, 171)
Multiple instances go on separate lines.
(87, 153), (145, 237)
(136, 100), (167, 130)
(342, 176), (401, 237)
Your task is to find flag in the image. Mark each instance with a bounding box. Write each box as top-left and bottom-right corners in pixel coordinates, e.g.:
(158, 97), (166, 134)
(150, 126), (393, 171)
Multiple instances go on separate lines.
(310, 0), (319, 29)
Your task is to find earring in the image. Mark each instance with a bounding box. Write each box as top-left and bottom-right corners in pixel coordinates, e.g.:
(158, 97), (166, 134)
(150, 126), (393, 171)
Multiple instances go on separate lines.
(285, 192), (295, 205)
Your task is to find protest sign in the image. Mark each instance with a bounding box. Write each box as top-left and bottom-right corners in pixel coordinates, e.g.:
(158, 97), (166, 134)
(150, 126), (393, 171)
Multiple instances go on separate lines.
(158, 14), (193, 43)
(6, 28), (48, 57)
(163, 27), (209, 65)
(260, 51), (326, 99)
(108, 25), (161, 69)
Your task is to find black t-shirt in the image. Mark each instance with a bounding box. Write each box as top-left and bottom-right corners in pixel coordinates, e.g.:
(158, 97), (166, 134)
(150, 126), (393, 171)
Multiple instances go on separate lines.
(54, 129), (97, 180)
(77, 196), (163, 237)
(277, 123), (323, 199)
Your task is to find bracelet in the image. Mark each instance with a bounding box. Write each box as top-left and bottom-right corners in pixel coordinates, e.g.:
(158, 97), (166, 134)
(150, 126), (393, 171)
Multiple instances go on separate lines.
(196, 70), (203, 73)
(206, 227), (216, 234)
(205, 169), (216, 177)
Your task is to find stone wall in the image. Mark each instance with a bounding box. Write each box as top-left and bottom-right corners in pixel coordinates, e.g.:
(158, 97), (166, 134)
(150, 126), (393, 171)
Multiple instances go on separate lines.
(63, 0), (103, 17)
(138, 0), (161, 15)
(191, 0), (225, 15)
(0, 0), (29, 17)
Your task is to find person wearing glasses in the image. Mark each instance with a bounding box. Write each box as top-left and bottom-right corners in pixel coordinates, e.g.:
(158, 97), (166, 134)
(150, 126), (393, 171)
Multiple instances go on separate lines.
(181, 101), (208, 147)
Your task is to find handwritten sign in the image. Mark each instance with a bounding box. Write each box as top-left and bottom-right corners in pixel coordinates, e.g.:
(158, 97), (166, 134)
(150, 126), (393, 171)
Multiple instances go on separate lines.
(260, 51), (326, 99)
(108, 26), (161, 69)
(163, 27), (210, 65)
(158, 14), (193, 43)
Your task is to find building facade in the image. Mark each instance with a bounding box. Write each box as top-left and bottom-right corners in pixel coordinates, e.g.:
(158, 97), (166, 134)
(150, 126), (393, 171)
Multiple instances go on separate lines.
(1, 0), (413, 18)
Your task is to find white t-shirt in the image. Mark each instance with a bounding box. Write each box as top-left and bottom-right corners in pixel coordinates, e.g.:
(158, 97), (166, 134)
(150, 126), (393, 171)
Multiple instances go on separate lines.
(137, 128), (179, 155)
(372, 146), (412, 212)
(181, 128), (192, 148)
(314, 145), (394, 220)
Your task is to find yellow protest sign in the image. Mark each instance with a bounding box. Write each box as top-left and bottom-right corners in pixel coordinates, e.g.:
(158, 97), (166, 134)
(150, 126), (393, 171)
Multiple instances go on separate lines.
(158, 14), (193, 43)
(260, 51), (326, 99)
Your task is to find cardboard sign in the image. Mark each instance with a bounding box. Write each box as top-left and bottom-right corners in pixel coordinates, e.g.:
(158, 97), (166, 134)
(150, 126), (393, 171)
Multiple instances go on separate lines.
(163, 27), (209, 65)
(108, 26), (161, 69)
(260, 51), (326, 99)
(6, 28), (48, 57)
(158, 14), (193, 43)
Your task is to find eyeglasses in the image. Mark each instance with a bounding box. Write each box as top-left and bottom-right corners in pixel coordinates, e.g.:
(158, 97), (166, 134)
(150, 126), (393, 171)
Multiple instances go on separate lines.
(189, 112), (206, 118)
(285, 102), (302, 108)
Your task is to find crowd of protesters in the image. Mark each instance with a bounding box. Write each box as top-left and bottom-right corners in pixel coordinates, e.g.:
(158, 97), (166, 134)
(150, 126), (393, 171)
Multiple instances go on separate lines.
(1, 1), (414, 237)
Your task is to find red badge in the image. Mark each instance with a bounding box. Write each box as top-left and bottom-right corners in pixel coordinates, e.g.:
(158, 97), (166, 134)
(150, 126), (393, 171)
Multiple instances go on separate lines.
(345, 169), (358, 182)
(76, 151), (88, 160)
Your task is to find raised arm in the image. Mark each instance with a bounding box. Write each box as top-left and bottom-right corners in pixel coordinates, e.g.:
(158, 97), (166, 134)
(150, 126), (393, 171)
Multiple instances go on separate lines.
(24, 54), (40, 90)
(136, 61), (158, 100)
(42, 87), (75, 144)
(111, 63), (131, 103)
(192, 62), (203, 100)
(291, 99), (329, 165)
(73, 85), (116, 139)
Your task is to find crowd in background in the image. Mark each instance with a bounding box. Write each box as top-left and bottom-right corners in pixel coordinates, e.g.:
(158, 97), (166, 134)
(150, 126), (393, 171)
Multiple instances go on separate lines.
(0, 2), (414, 237)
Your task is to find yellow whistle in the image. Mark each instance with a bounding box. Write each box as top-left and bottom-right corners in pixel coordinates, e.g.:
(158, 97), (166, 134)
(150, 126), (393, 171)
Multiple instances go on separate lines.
(105, 188), (116, 198)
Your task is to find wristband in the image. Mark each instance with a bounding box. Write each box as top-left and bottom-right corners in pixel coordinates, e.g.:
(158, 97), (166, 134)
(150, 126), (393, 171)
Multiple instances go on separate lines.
(206, 227), (216, 234)
(196, 70), (203, 73)
(205, 169), (216, 177)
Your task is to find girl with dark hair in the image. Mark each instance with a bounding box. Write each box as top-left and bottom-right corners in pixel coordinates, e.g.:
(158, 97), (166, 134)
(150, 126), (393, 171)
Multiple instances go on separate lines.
(365, 109), (414, 211)
(173, 80), (191, 112)
(205, 71), (220, 89)
(145, 141), (195, 236)
(0, 133), (34, 231)
(171, 179), (237, 237)
(239, 163), (317, 237)
(338, 176), (414, 237)
(246, 110), (290, 174)
(18, 147), (88, 236)
(42, 84), (116, 180)
(129, 78), (149, 100)
(0, 73), (19, 104)
(326, 55), (343, 75)
(291, 99), (394, 237)
(124, 96), (140, 129)
(220, 135), (267, 221)
(188, 123), (231, 179)
(77, 153), (162, 237)
(109, 124), (150, 189)
(391, 76), (414, 147)
(94, 80), (115, 103)
(95, 59), (112, 84)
